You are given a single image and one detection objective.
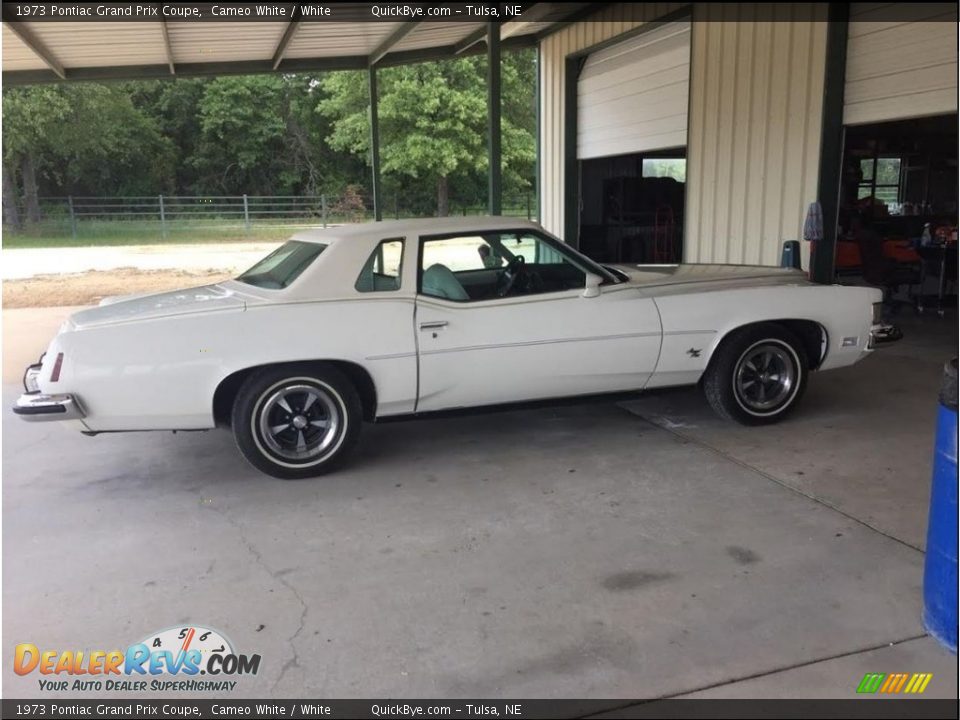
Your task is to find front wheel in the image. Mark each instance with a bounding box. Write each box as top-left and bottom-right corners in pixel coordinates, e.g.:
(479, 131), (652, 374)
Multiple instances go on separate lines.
(231, 363), (362, 479)
(702, 324), (809, 425)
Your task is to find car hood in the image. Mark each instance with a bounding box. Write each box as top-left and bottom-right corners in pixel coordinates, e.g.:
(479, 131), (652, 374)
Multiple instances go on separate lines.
(68, 283), (247, 330)
(610, 263), (809, 295)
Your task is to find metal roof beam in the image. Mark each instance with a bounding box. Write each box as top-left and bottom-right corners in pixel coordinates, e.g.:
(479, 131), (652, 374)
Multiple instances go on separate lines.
(272, 11), (302, 70)
(4, 22), (66, 79)
(501, 3), (556, 39)
(159, 20), (175, 74)
(369, 21), (421, 67)
(453, 27), (487, 55)
(378, 34), (536, 67)
(535, 2), (616, 41)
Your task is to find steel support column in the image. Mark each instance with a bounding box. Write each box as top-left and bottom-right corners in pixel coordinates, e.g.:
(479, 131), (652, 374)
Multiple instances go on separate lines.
(812, 2), (850, 284)
(487, 22), (502, 216)
(563, 56), (583, 247)
(369, 65), (383, 221)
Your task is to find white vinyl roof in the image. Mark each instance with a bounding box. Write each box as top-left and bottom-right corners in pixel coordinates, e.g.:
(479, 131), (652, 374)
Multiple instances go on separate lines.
(2, 3), (595, 84)
(291, 214), (543, 243)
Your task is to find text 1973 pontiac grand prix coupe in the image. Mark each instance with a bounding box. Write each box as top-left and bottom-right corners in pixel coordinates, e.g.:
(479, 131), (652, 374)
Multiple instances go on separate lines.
(14, 217), (882, 479)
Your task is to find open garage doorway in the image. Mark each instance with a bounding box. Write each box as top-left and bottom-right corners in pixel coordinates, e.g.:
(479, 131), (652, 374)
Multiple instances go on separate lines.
(835, 113), (958, 314)
(832, 3), (958, 311)
(571, 18), (690, 264)
(578, 149), (685, 264)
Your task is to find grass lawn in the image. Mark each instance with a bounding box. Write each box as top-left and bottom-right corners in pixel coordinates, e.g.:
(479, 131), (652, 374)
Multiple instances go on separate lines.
(2, 207), (536, 249)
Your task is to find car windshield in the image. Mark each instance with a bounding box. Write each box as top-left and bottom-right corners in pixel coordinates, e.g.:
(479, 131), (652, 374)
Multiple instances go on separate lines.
(236, 240), (326, 289)
(493, 231), (620, 285)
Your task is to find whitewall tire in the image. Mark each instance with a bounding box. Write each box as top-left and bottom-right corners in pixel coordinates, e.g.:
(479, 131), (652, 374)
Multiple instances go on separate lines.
(703, 324), (809, 425)
(231, 363), (361, 479)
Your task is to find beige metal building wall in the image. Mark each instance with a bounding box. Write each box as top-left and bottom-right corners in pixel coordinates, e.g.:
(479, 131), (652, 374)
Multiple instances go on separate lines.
(540, 3), (829, 267)
(685, 4), (828, 266)
(538, 3), (686, 237)
(844, 3), (958, 125)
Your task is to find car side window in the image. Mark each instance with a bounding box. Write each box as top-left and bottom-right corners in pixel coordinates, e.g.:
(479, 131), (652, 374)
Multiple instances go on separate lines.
(422, 235), (498, 272)
(356, 238), (404, 292)
(419, 232), (588, 302)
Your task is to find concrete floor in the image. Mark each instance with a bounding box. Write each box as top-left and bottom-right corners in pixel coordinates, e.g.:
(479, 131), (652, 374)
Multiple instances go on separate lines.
(2, 307), (957, 701)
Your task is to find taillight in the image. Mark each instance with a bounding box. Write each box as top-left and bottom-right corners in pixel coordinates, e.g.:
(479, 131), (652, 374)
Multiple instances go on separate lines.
(50, 353), (64, 382)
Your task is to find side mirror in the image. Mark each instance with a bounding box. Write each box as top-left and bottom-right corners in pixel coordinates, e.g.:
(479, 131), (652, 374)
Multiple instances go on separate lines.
(582, 273), (602, 298)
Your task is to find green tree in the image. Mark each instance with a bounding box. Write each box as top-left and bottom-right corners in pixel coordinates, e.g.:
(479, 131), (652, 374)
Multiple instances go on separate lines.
(319, 49), (536, 216)
(191, 75), (292, 194)
(191, 74), (366, 196)
(124, 78), (209, 193)
(2, 84), (175, 225)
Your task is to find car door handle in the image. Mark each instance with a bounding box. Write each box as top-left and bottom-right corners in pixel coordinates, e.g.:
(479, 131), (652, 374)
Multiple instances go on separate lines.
(419, 320), (448, 330)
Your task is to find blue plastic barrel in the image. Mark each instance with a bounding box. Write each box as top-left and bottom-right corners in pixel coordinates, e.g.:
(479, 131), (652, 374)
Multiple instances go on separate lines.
(923, 358), (958, 653)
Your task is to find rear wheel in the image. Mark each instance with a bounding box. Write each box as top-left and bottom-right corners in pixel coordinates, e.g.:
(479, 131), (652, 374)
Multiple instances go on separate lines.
(703, 324), (809, 425)
(231, 363), (361, 479)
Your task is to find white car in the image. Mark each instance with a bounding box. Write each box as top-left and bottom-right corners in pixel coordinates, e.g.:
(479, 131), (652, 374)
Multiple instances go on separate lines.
(14, 217), (882, 479)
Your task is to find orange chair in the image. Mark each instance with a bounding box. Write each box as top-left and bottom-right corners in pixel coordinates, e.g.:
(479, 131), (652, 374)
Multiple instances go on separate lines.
(883, 239), (921, 264)
(836, 240), (862, 269)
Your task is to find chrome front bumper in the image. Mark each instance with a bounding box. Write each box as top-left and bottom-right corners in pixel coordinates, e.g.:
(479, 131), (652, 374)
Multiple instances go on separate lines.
(13, 392), (85, 421)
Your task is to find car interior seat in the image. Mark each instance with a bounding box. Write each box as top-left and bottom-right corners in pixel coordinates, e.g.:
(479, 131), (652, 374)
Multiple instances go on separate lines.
(422, 263), (469, 301)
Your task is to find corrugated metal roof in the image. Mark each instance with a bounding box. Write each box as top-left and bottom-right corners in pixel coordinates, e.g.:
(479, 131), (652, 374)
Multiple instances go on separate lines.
(284, 21), (394, 59)
(2, 24), (41, 70)
(28, 22), (170, 67)
(390, 21), (486, 53)
(1, 3), (597, 84)
(168, 22), (288, 63)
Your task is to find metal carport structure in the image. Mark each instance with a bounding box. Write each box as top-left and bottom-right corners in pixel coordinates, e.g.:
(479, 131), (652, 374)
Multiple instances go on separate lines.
(1, 2), (600, 220)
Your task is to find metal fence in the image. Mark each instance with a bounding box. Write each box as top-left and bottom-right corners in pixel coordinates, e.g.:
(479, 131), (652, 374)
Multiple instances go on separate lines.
(20, 193), (538, 240)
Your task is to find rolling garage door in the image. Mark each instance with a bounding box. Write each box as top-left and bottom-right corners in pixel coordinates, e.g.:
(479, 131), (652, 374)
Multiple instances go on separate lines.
(577, 19), (691, 159)
(844, 3), (958, 125)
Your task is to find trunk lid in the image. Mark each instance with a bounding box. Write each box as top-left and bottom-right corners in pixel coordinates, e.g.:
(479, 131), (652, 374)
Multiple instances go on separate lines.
(67, 283), (247, 330)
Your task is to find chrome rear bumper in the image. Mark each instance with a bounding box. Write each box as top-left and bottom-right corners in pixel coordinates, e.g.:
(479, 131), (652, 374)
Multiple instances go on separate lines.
(13, 392), (85, 421)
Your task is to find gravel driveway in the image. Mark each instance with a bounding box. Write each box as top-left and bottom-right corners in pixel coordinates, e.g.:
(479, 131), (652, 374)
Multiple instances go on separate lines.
(1, 241), (281, 280)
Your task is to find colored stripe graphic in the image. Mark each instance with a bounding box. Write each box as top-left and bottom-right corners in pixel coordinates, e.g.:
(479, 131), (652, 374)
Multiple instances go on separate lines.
(906, 673), (933, 694)
(857, 673), (885, 693)
(856, 672), (932, 694)
(894, 673), (909, 693)
(880, 673), (899, 693)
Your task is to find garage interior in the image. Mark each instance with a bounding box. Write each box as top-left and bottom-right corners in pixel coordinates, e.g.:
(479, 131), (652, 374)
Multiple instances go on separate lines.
(835, 114), (958, 314)
(2, 1), (958, 703)
(578, 149), (686, 264)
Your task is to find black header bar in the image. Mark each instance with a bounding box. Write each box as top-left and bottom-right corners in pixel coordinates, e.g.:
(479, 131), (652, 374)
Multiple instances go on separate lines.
(1, 2), (957, 23)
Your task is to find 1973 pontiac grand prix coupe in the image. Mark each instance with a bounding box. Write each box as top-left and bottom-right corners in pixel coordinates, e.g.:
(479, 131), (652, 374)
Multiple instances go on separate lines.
(15, 217), (882, 479)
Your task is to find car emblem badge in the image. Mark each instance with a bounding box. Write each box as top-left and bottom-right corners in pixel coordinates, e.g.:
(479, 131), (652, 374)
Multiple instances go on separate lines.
(687, 348), (702, 358)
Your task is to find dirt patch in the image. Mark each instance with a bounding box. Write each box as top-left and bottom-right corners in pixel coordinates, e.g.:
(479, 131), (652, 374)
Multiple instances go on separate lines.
(3, 267), (233, 308)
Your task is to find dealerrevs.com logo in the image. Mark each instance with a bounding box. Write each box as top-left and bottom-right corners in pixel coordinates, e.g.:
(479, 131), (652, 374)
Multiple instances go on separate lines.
(14, 626), (261, 692)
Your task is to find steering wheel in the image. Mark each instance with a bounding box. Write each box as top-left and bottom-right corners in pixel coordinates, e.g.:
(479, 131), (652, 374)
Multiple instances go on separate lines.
(497, 255), (526, 297)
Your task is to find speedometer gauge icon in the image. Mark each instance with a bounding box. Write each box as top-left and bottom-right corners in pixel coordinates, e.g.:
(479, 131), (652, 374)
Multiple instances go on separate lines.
(141, 625), (234, 668)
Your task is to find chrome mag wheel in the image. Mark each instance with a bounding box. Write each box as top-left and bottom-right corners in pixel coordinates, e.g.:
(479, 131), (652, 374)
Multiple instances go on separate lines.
(255, 382), (343, 463)
(733, 341), (799, 414)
